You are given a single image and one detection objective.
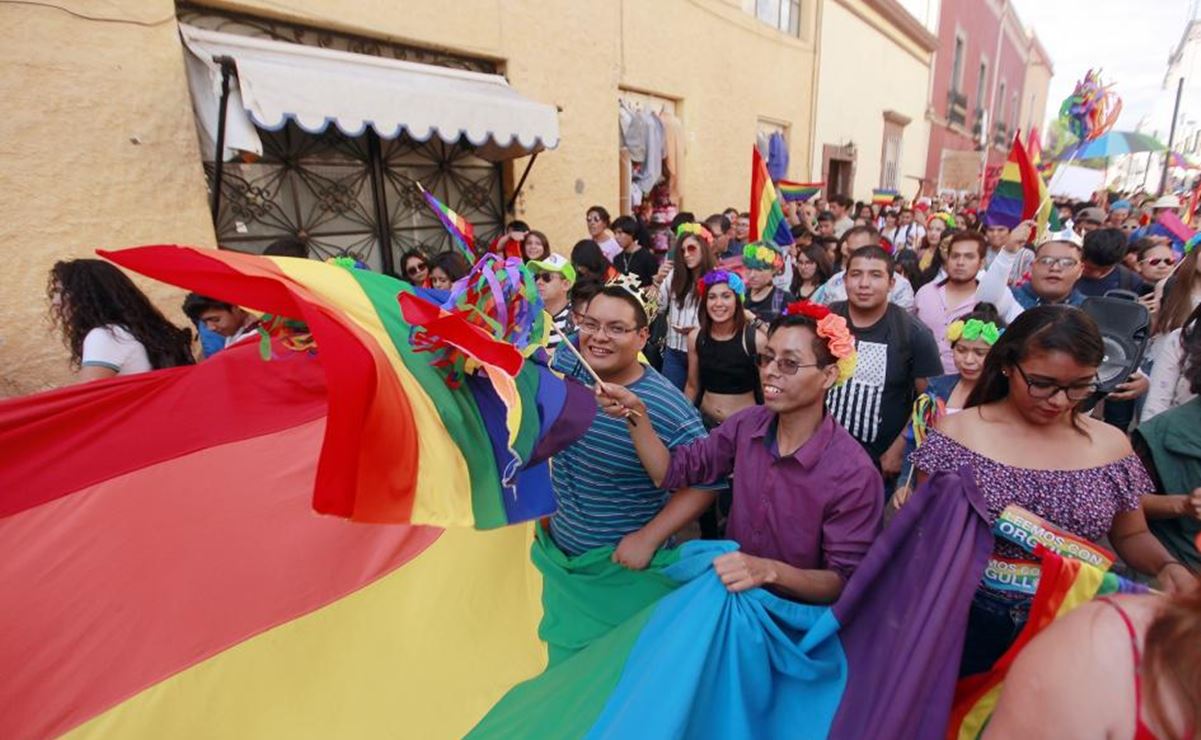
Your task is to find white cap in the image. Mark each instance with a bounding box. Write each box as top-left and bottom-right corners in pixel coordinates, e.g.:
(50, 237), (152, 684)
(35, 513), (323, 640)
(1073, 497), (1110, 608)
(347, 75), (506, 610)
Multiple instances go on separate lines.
(1152, 194), (1181, 210)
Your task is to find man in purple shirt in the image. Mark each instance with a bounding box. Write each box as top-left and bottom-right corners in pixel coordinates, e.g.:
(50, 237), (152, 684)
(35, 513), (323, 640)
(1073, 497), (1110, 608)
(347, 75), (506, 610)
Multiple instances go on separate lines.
(597, 306), (883, 603)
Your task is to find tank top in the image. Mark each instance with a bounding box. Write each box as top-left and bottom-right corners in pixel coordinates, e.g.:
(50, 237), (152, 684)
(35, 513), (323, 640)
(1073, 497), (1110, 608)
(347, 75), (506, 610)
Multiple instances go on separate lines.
(1099, 598), (1157, 740)
(696, 325), (758, 395)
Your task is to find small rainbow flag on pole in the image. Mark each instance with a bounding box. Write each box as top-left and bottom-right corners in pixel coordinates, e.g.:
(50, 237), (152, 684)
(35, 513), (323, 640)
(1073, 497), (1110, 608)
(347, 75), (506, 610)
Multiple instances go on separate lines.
(750, 148), (794, 246)
(983, 134), (1046, 232)
(776, 180), (823, 203)
(871, 188), (899, 206)
(419, 182), (476, 260)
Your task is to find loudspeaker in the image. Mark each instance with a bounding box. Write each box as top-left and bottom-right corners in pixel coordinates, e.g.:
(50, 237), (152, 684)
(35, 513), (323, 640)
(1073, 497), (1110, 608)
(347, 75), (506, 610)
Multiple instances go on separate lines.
(1081, 293), (1151, 394)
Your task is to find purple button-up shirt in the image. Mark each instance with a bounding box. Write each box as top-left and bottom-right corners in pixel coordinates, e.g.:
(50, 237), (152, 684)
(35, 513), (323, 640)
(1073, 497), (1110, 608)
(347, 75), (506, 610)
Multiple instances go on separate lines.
(661, 406), (883, 580)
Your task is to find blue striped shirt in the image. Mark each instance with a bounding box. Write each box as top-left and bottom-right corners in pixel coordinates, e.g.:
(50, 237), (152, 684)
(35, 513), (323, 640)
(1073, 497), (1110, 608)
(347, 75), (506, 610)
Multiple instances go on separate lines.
(549, 349), (711, 555)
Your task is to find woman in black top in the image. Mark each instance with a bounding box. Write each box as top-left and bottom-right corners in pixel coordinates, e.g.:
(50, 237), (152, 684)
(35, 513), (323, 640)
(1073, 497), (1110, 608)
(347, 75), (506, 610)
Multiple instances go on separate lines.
(684, 270), (767, 427)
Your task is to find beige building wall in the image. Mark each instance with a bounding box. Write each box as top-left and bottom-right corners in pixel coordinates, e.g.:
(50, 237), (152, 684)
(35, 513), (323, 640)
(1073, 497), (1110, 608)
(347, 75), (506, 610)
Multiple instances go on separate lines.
(0, 0), (215, 396)
(1, 0), (818, 397)
(811, 0), (934, 202)
(1019, 35), (1053, 138)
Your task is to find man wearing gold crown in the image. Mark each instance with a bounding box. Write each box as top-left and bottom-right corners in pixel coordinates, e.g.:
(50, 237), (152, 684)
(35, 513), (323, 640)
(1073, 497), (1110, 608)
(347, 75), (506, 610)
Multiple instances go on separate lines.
(548, 274), (719, 569)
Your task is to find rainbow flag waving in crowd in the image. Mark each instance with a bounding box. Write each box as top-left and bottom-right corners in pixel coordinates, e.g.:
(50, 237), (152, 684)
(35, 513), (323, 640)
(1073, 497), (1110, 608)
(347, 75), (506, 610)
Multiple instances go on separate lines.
(750, 147), (794, 246)
(872, 188), (899, 206)
(420, 183), (477, 260)
(777, 180), (824, 203)
(984, 134), (1051, 236)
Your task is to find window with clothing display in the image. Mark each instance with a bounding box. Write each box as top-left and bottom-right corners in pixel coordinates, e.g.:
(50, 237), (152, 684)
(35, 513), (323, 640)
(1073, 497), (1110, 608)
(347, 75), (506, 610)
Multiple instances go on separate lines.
(619, 91), (684, 256)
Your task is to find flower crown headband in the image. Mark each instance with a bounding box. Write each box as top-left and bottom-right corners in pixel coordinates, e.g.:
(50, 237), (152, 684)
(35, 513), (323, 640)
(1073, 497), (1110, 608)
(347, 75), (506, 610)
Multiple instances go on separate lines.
(697, 269), (746, 302)
(783, 301), (857, 385)
(928, 212), (957, 230)
(742, 241), (784, 271)
(675, 222), (713, 246)
(946, 318), (1001, 345)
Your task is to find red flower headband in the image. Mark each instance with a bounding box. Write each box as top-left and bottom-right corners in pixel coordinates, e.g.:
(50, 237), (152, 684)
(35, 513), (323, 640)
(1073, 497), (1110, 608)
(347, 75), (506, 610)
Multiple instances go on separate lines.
(785, 301), (831, 321)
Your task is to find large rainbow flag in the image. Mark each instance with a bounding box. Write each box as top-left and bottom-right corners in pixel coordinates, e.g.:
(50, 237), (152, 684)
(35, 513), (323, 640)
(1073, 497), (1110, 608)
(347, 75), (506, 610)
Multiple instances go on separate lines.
(0, 246), (597, 737)
(750, 147), (794, 247)
(983, 134), (1051, 235)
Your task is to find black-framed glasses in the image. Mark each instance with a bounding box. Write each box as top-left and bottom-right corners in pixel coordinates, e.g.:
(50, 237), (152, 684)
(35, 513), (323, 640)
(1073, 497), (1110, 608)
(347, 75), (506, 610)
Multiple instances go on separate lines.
(756, 353), (819, 376)
(1013, 364), (1097, 401)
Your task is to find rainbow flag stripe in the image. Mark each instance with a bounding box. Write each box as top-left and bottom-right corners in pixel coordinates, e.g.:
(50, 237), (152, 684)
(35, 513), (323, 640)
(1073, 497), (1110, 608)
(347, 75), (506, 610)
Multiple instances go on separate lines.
(750, 147), (794, 247)
(872, 188), (899, 205)
(777, 180), (823, 202)
(421, 186), (477, 260)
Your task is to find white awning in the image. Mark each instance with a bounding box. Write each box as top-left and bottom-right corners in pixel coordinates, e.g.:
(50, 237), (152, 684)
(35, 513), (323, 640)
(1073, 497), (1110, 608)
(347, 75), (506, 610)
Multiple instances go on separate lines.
(180, 23), (560, 162)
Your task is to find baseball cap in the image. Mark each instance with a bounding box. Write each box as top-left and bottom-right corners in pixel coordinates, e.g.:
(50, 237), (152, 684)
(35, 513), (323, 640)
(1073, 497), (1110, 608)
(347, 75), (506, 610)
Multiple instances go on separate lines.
(528, 253), (577, 283)
(1075, 207), (1106, 224)
(1152, 195), (1181, 210)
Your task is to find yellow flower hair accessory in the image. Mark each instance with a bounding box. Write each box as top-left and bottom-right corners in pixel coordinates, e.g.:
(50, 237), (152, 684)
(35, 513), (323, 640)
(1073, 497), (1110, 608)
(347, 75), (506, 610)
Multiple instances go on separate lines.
(946, 318), (1001, 345)
(675, 222), (713, 246)
(742, 241), (784, 271)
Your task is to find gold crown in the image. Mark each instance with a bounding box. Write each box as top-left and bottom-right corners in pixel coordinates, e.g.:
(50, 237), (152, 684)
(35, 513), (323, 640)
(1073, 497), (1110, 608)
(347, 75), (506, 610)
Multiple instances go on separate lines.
(605, 273), (659, 320)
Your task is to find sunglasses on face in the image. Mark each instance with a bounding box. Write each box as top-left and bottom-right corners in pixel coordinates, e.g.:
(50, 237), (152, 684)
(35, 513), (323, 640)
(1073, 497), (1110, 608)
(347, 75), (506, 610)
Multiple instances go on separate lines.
(1142, 257), (1173, 267)
(406, 263), (427, 276)
(534, 272), (558, 283)
(683, 244), (700, 254)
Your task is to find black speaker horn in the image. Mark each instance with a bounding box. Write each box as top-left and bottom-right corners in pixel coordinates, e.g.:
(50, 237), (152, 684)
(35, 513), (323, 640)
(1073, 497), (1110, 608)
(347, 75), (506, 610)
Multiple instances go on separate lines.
(1081, 292), (1151, 395)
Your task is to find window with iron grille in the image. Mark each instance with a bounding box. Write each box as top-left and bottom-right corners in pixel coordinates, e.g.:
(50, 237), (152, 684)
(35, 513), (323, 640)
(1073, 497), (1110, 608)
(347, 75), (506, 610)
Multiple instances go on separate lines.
(181, 5), (506, 275)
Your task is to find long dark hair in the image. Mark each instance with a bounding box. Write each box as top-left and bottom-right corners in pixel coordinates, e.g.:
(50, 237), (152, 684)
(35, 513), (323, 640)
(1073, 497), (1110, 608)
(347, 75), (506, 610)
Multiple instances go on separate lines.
(965, 305), (1103, 420)
(790, 243), (833, 296)
(893, 249), (923, 289)
(669, 232), (715, 308)
(429, 250), (471, 284)
(1180, 301), (1201, 394)
(571, 239), (612, 282)
(48, 259), (194, 370)
(1155, 249), (1199, 336)
(918, 230), (955, 287)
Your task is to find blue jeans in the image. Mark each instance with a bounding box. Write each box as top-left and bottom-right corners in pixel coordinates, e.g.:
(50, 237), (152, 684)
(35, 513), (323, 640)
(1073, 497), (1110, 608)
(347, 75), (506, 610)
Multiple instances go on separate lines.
(959, 589), (1032, 677)
(661, 347), (688, 390)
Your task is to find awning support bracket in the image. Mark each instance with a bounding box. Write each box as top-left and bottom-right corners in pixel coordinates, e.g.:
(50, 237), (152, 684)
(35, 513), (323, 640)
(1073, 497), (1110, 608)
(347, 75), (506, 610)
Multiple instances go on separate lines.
(209, 56), (235, 226)
(505, 152), (539, 214)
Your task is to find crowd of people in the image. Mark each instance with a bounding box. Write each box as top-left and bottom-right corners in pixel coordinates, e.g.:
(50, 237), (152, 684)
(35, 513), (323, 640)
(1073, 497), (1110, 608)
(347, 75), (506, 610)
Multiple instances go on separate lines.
(39, 189), (1201, 737)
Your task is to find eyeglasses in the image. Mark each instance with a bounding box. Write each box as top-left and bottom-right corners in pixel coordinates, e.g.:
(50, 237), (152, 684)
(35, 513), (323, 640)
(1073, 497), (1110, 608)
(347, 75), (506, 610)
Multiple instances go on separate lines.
(534, 272), (558, 283)
(1013, 364), (1097, 401)
(577, 317), (638, 338)
(586, 215), (603, 224)
(406, 263), (427, 276)
(1034, 256), (1080, 270)
(683, 244), (700, 254)
(756, 352), (819, 376)
(1142, 257), (1173, 267)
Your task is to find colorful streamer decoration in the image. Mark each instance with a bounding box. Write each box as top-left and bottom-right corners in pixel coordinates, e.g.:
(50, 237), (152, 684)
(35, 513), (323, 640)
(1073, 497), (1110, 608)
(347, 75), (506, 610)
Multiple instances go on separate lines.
(1057, 69), (1122, 144)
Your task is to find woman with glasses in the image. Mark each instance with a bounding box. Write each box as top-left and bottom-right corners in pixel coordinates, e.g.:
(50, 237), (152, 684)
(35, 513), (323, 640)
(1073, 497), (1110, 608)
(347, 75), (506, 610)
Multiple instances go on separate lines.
(400, 249), (430, 287)
(655, 225), (716, 390)
(790, 242), (833, 301)
(910, 306), (1193, 677)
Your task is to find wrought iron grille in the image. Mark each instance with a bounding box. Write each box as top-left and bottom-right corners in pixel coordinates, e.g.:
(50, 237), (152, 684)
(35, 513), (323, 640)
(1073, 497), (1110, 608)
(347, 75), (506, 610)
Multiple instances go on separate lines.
(183, 4), (506, 275)
(206, 124), (505, 273)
